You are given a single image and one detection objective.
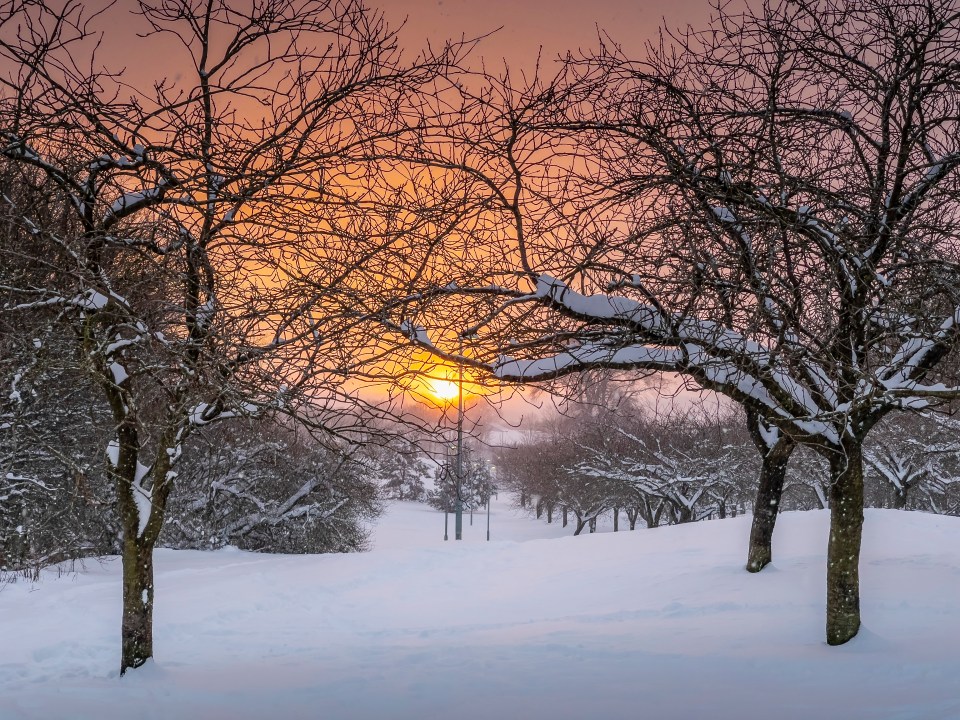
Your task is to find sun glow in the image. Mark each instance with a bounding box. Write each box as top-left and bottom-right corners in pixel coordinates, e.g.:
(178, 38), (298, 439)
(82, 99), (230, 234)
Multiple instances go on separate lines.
(426, 377), (461, 402)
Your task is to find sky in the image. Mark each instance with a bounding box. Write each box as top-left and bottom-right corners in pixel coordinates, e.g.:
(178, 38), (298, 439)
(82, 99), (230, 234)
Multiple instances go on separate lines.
(386, 0), (713, 69)
(86, 0), (717, 106)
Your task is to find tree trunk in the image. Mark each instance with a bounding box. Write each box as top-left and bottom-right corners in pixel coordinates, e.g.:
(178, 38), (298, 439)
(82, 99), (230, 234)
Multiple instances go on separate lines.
(613, 507), (619, 532)
(120, 536), (155, 674)
(892, 487), (907, 510)
(562, 506), (568, 527)
(588, 516), (596, 533)
(746, 438), (794, 572)
(745, 410), (795, 573)
(573, 516), (587, 536)
(546, 504), (553, 523)
(825, 442), (865, 646)
(652, 501), (664, 528)
(535, 499), (543, 519)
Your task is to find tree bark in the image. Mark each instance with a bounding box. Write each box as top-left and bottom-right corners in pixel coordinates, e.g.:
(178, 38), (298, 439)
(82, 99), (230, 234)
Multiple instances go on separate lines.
(562, 506), (568, 527)
(825, 442), (865, 646)
(120, 536), (154, 674)
(892, 487), (907, 510)
(613, 507), (619, 532)
(745, 410), (795, 573)
(746, 439), (794, 572)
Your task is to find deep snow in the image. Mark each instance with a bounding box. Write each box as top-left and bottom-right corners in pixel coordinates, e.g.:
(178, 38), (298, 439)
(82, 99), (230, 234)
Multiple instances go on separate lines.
(2, 502), (960, 719)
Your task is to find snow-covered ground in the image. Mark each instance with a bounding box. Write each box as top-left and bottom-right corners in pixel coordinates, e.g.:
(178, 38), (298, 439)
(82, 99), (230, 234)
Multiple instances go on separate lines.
(3, 502), (960, 719)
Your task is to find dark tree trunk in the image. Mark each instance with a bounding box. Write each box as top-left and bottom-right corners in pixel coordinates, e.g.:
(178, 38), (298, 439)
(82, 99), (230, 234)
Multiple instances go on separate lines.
(588, 516), (596, 533)
(825, 441), (865, 646)
(746, 440), (794, 572)
(546, 504), (554, 523)
(613, 507), (619, 532)
(535, 499), (543, 519)
(892, 487), (907, 510)
(112, 430), (174, 675)
(520, 489), (527, 508)
(120, 536), (155, 674)
(562, 506), (568, 527)
(573, 515), (587, 536)
(746, 410), (795, 573)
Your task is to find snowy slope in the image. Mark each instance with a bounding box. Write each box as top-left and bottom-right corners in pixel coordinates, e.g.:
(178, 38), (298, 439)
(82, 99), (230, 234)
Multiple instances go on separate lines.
(2, 506), (960, 720)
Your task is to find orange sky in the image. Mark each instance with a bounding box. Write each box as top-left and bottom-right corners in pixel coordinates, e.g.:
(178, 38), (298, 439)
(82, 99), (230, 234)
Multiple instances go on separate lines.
(94, 0), (714, 76)
(58, 0), (719, 421)
(388, 0), (713, 68)
(83, 0), (717, 113)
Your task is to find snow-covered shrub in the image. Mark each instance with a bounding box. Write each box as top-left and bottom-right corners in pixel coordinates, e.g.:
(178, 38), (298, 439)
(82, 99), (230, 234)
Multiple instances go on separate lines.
(162, 420), (383, 554)
(372, 438), (430, 502)
(428, 445), (495, 512)
(0, 328), (120, 575)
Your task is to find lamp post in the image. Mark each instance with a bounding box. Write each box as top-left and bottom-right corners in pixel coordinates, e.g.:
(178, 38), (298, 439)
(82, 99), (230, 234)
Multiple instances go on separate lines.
(454, 338), (464, 541)
(486, 493), (491, 541)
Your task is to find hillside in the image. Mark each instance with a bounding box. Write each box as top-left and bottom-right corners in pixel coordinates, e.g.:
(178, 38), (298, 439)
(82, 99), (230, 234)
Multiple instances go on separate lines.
(2, 503), (959, 719)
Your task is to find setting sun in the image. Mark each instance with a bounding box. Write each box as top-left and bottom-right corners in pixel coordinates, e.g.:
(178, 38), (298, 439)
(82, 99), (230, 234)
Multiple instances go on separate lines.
(427, 377), (460, 401)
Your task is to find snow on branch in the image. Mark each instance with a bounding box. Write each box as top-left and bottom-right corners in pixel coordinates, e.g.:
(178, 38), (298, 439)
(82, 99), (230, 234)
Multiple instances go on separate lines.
(495, 343), (683, 381)
(518, 274), (838, 438)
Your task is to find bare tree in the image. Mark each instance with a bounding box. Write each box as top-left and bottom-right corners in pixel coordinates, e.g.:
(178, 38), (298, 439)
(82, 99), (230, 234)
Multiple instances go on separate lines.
(0, 0), (466, 673)
(863, 410), (960, 512)
(576, 408), (755, 526)
(396, 0), (960, 645)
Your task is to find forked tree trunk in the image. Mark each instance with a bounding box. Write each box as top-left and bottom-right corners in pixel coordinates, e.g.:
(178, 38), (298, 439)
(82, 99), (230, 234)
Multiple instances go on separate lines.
(746, 439), (794, 572)
(121, 536), (155, 673)
(825, 442), (865, 645)
(745, 410), (795, 573)
(892, 487), (907, 510)
(112, 431), (174, 675)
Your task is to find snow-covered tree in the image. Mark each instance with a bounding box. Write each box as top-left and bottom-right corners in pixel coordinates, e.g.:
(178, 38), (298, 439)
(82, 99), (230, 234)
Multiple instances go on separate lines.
(862, 411), (960, 512)
(0, 164), (120, 575)
(0, 0), (467, 673)
(575, 408), (756, 526)
(374, 439), (430, 502)
(429, 444), (495, 513)
(395, 0), (960, 645)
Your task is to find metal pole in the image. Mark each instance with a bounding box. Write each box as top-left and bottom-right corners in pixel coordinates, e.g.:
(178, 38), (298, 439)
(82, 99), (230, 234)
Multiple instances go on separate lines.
(454, 338), (464, 541)
(486, 495), (491, 541)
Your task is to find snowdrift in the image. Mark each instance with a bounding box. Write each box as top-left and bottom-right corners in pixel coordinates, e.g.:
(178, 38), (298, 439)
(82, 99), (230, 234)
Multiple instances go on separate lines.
(2, 504), (959, 719)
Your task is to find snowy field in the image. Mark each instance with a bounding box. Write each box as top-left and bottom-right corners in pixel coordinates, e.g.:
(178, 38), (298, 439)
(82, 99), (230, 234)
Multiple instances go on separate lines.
(2, 501), (960, 720)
